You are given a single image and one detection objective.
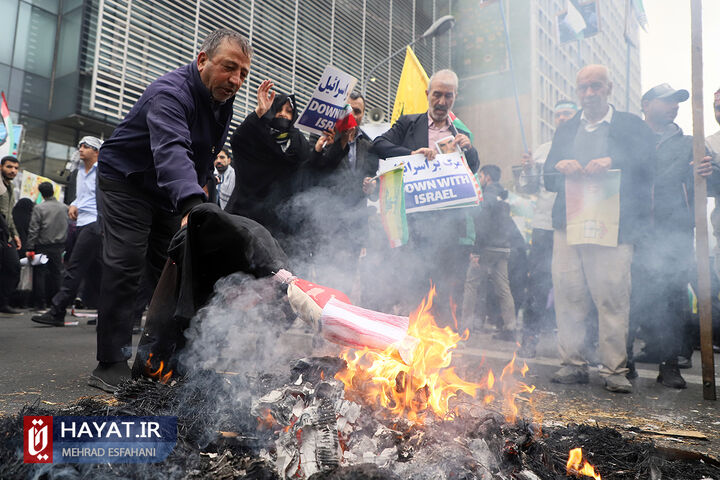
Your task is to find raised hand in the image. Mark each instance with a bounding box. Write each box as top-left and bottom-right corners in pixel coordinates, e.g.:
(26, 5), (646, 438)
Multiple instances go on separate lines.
(255, 80), (276, 118)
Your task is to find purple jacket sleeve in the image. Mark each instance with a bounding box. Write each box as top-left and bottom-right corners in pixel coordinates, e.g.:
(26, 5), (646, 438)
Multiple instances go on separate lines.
(146, 92), (206, 213)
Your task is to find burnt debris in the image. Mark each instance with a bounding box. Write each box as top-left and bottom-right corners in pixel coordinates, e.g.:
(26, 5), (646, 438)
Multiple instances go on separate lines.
(1, 357), (719, 479)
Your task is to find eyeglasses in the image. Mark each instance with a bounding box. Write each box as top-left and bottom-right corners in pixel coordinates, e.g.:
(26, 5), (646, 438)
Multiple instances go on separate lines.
(78, 143), (97, 150)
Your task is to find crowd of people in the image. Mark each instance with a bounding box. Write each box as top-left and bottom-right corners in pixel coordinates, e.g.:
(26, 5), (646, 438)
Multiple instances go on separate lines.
(2, 28), (720, 396)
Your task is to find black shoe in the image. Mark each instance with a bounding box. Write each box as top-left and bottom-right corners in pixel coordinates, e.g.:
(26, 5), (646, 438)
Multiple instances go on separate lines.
(657, 362), (686, 389)
(492, 329), (517, 342)
(677, 356), (692, 369)
(87, 317), (97, 325)
(88, 362), (131, 393)
(0, 305), (23, 315)
(626, 360), (638, 379)
(31, 311), (65, 327)
(73, 298), (86, 310)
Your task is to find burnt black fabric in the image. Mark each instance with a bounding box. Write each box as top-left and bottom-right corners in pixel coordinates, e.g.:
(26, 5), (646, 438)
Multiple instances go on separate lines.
(170, 203), (288, 320)
(132, 203), (289, 378)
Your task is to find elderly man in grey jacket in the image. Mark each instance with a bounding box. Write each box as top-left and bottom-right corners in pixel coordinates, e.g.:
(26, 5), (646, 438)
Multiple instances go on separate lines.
(27, 182), (68, 309)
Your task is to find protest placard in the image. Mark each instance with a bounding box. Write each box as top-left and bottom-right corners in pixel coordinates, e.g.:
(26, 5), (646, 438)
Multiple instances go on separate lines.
(565, 169), (620, 247)
(295, 65), (357, 136)
(378, 152), (482, 214)
(20, 170), (63, 202)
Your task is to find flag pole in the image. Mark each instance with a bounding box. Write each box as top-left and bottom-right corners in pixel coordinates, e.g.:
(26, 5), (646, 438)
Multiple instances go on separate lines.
(690, 0), (716, 401)
(498, 0), (528, 152)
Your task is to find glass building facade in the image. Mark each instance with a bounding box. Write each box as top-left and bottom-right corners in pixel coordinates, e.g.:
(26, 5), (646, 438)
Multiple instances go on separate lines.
(2, 0), (454, 184)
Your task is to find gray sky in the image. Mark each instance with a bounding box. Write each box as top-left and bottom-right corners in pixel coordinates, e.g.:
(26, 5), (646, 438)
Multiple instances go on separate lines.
(639, 0), (720, 136)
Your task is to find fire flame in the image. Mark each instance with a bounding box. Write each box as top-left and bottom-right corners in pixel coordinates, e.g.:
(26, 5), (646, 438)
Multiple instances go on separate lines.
(144, 353), (173, 384)
(335, 287), (535, 423)
(567, 448), (602, 480)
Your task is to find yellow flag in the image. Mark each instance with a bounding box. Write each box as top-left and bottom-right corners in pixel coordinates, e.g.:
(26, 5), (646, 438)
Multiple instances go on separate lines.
(390, 47), (429, 124)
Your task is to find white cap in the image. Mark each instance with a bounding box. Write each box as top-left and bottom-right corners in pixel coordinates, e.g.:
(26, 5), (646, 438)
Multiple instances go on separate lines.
(78, 136), (103, 150)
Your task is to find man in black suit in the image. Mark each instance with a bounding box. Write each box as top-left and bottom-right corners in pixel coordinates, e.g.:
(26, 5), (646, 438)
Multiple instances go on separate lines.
(371, 69), (480, 320)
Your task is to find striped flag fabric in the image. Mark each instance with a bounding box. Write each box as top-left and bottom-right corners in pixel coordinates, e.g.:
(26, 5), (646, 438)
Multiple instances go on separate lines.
(1, 92), (15, 157)
(320, 298), (419, 363)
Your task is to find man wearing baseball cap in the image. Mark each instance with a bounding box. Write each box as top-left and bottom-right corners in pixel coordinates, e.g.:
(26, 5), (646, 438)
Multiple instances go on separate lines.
(32, 136), (103, 327)
(631, 83), (719, 388)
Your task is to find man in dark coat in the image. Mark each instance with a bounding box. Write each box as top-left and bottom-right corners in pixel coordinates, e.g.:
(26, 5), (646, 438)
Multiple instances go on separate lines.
(544, 64), (655, 393)
(90, 28), (252, 392)
(225, 80), (316, 254)
(370, 69), (479, 321)
(631, 83), (720, 388)
(463, 165), (518, 339)
(308, 92), (379, 292)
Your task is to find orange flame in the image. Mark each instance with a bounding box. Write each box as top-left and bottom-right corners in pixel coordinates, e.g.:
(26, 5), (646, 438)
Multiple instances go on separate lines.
(257, 409), (275, 429)
(567, 448), (602, 479)
(335, 287), (536, 423)
(144, 353), (174, 384)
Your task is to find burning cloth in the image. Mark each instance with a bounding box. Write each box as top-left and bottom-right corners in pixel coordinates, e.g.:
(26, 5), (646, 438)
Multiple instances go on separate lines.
(134, 202), (419, 380)
(133, 203), (290, 378)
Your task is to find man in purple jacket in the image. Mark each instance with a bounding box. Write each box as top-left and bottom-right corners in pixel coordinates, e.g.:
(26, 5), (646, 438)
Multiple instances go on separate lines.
(89, 28), (252, 392)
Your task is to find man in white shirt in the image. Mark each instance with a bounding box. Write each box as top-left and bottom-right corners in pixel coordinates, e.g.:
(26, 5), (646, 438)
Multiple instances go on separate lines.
(32, 136), (103, 326)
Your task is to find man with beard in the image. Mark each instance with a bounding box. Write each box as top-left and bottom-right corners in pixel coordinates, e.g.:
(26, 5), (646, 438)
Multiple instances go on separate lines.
(545, 64), (655, 393)
(213, 148), (235, 210)
(0, 155), (22, 314)
(90, 28), (251, 392)
(632, 84), (718, 388)
(370, 69), (479, 319)
(32, 136), (103, 326)
(309, 92), (379, 292)
(225, 80), (318, 254)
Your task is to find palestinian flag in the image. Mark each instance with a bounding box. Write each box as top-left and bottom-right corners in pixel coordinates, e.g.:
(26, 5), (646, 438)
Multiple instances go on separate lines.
(448, 110), (474, 144)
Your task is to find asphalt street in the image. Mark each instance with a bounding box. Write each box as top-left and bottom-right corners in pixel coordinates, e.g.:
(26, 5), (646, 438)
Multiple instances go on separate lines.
(1, 307), (719, 458)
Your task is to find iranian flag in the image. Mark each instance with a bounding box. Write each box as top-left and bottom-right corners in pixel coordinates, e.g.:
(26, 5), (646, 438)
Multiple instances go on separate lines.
(1, 92), (14, 156)
(334, 104), (358, 132)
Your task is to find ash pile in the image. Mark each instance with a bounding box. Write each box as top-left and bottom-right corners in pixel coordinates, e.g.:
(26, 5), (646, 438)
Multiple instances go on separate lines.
(2, 357), (720, 479)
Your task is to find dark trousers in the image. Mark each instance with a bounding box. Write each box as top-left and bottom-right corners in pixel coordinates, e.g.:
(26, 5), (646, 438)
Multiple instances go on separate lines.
(629, 231), (692, 364)
(0, 238), (20, 306)
(97, 187), (179, 363)
(33, 244), (64, 308)
(50, 222), (102, 316)
(523, 228), (554, 335)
